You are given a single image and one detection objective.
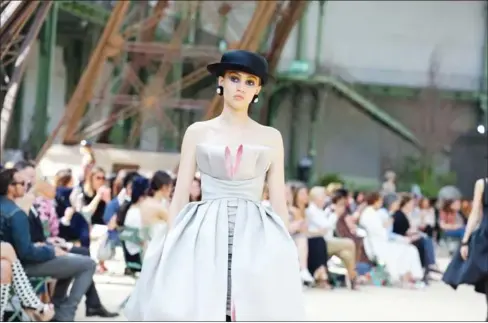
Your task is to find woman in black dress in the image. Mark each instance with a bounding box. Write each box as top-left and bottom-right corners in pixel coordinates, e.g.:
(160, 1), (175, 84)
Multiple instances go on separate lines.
(443, 178), (488, 321)
(392, 194), (427, 270)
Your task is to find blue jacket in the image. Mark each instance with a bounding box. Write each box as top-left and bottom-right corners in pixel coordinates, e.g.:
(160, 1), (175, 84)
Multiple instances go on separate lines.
(103, 197), (120, 224)
(0, 196), (55, 264)
(103, 197), (122, 243)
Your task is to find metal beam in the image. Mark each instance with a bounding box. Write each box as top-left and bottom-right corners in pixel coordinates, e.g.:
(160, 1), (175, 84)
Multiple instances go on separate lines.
(258, 0), (308, 123)
(0, 1), (24, 31)
(279, 73), (421, 147)
(28, 1), (58, 153)
(81, 99), (209, 139)
(60, 1), (130, 144)
(91, 96), (209, 109)
(123, 42), (221, 59)
(97, 0), (169, 143)
(128, 1), (200, 144)
(36, 1), (130, 162)
(1, 1), (53, 151)
(0, 1), (39, 60)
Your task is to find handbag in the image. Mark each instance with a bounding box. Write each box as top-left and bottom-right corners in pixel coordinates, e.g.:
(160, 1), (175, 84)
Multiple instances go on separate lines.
(97, 233), (115, 261)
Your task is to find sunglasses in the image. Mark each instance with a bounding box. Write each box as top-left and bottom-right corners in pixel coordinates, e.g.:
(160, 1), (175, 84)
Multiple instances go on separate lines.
(11, 181), (25, 187)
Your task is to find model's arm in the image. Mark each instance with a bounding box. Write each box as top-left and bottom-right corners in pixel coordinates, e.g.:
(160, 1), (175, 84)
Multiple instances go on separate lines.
(168, 123), (200, 226)
(462, 179), (484, 244)
(266, 128), (289, 227)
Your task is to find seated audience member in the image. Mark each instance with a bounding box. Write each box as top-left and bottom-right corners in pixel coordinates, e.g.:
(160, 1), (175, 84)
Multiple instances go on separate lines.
(53, 169), (83, 244)
(115, 176), (151, 273)
(189, 176), (202, 202)
(13, 161), (38, 214)
(439, 199), (466, 239)
(28, 181), (118, 318)
(392, 194), (427, 269)
(307, 186), (357, 289)
(416, 197), (436, 238)
(285, 183), (314, 285)
(334, 189), (373, 281)
(359, 192), (424, 288)
(0, 242), (54, 321)
(392, 194), (441, 279)
(140, 171), (173, 238)
(291, 184), (329, 288)
(0, 168), (96, 321)
(103, 171), (138, 226)
(71, 166), (110, 227)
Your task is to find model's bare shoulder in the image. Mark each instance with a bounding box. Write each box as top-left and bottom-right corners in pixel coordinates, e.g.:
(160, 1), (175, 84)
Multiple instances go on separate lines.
(183, 121), (211, 143)
(259, 125), (283, 147)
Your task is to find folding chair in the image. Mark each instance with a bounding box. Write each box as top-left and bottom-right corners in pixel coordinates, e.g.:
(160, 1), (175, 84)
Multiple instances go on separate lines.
(6, 277), (53, 322)
(117, 227), (145, 309)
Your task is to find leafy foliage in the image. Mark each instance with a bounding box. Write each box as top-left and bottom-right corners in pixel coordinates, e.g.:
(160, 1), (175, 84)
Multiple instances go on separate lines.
(315, 173), (344, 187)
(395, 156), (456, 198)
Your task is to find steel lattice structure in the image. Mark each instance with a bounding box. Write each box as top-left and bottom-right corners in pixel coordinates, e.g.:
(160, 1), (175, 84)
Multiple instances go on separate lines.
(0, 0), (305, 161)
(1, 1), (54, 150)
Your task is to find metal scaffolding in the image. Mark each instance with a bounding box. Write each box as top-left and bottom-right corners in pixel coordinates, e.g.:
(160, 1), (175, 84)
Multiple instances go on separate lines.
(0, 1), (53, 151)
(31, 0), (306, 161)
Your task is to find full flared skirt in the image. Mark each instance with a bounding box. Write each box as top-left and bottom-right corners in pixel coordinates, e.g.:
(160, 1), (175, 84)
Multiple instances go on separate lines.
(123, 199), (306, 321)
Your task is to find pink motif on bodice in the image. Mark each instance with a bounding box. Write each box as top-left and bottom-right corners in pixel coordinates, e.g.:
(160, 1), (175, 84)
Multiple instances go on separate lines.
(224, 144), (243, 178)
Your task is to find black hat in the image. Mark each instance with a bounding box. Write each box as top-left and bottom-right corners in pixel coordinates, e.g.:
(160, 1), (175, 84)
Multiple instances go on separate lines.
(207, 50), (271, 85)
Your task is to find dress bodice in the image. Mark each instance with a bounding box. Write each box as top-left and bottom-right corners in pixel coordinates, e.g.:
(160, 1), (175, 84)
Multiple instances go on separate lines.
(196, 144), (271, 202)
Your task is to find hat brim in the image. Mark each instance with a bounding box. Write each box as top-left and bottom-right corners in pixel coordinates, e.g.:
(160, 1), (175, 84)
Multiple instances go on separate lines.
(207, 62), (272, 85)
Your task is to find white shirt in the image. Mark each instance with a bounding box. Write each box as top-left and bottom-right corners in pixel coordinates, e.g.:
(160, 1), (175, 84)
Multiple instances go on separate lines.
(306, 203), (337, 240)
(124, 206), (143, 255)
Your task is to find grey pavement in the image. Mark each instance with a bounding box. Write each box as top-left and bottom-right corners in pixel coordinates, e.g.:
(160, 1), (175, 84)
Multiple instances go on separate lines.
(74, 246), (485, 321)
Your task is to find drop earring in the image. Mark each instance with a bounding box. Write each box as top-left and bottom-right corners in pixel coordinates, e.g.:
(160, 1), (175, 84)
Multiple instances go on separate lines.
(216, 86), (223, 96)
(252, 95), (259, 104)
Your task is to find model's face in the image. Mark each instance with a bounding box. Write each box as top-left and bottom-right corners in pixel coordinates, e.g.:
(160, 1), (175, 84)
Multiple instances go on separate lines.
(220, 71), (261, 111)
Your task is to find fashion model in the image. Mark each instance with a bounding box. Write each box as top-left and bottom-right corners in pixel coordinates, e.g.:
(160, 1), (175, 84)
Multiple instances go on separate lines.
(442, 178), (488, 321)
(123, 50), (305, 321)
